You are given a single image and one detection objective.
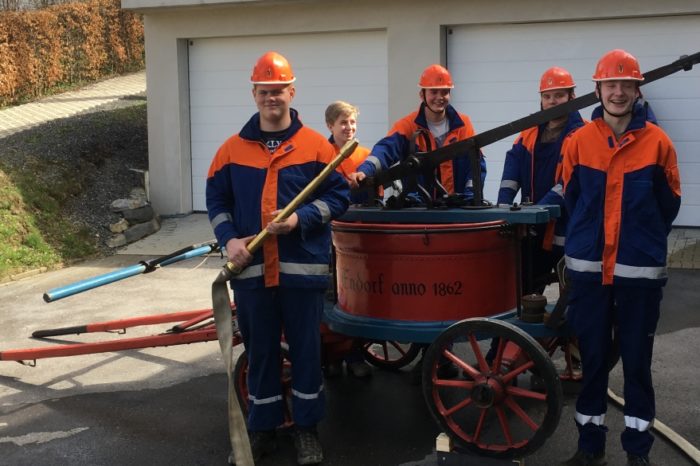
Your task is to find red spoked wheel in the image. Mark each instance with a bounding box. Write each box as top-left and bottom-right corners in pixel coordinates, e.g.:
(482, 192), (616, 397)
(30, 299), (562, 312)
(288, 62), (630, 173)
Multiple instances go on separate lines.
(362, 340), (421, 370)
(539, 332), (620, 382)
(422, 318), (562, 459)
(233, 343), (294, 429)
(538, 337), (582, 382)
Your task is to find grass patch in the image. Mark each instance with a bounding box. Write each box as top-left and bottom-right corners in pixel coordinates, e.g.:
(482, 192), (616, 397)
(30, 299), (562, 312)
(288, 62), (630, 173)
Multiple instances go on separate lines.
(0, 168), (94, 280)
(0, 101), (147, 281)
(0, 171), (62, 278)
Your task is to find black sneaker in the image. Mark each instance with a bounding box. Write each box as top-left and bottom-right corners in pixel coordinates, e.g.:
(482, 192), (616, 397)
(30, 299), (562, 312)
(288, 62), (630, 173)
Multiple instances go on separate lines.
(626, 454), (654, 466)
(347, 360), (372, 378)
(323, 361), (343, 378)
(294, 426), (323, 465)
(410, 358), (458, 385)
(561, 449), (607, 466)
(249, 430), (276, 462)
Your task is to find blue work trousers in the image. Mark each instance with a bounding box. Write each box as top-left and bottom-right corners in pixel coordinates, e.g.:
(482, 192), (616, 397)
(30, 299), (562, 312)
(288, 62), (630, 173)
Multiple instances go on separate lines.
(567, 280), (661, 457)
(234, 287), (325, 431)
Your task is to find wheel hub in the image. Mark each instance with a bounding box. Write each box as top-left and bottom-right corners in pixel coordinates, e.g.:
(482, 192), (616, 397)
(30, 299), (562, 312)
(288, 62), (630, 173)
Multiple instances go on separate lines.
(470, 377), (506, 408)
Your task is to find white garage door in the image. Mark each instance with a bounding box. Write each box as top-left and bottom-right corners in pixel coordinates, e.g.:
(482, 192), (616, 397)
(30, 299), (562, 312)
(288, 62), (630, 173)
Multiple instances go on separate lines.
(447, 16), (700, 226)
(188, 30), (388, 211)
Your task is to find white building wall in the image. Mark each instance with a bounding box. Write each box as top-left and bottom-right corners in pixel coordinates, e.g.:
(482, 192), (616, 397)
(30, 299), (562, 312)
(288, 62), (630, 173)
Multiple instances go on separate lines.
(124, 0), (700, 218)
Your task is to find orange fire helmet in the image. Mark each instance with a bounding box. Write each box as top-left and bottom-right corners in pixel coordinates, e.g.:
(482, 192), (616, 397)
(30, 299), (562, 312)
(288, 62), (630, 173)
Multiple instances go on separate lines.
(418, 64), (454, 89)
(250, 51), (296, 85)
(592, 49), (644, 82)
(539, 67), (576, 92)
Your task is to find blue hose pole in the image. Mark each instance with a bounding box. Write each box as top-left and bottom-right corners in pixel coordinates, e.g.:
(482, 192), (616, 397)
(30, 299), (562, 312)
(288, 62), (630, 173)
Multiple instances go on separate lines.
(42, 244), (217, 303)
(158, 245), (215, 266)
(43, 264), (147, 302)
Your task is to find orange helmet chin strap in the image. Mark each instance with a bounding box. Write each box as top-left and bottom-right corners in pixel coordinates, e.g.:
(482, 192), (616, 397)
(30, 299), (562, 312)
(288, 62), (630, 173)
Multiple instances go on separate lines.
(596, 82), (639, 118)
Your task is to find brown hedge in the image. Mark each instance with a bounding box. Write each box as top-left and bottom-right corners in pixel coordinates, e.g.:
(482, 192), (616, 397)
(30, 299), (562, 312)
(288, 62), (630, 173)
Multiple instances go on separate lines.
(0, 0), (144, 106)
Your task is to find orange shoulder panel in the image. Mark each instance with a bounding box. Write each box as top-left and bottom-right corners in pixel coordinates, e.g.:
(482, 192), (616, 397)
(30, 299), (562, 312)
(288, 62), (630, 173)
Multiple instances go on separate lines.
(270, 127), (336, 171)
(560, 127), (588, 188)
(207, 134), (269, 178)
(338, 145), (371, 176)
(568, 121), (611, 173)
(617, 125), (679, 177)
(519, 127), (539, 152)
(457, 113), (476, 137)
(389, 111), (420, 137)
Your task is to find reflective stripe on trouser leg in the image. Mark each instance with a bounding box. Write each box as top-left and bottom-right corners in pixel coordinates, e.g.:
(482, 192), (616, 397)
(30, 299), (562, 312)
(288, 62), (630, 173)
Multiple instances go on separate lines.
(567, 279), (613, 454)
(615, 286), (661, 457)
(279, 287), (325, 428)
(234, 288), (285, 431)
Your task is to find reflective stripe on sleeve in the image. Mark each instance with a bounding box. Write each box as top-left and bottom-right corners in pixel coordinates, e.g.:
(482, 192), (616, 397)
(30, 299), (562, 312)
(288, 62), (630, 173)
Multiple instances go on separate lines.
(365, 155), (382, 172)
(311, 199), (331, 224)
(211, 212), (233, 229)
(551, 183), (564, 197)
(500, 180), (519, 191)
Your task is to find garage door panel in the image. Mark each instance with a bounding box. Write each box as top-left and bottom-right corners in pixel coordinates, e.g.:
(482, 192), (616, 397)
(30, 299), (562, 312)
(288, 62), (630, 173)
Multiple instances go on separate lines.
(191, 121), (246, 137)
(451, 61), (552, 83)
(190, 88), (254, 107)
(188, 70), (250, 90)
(351, 104), (392, 124)
(457, 82), (535, 103)
(662, 123), (700, 144)
(653, 104), (700, 126)
(191, 141), (224, 171)
(192, 176), (206, 203)
(644, 76), (700, 99)
(676, 207), (699, 227)
(190, 106), (255, 132)
(448, 16), (700, 226)
(292, 85), (387, 107)
(678, 162), (700, 182)
(188, 30), (388, 211)
(681, 183), (700, 200)
(300, 68), (388, 87)
(462, 101), (541, 127)
(677, 184), (700, 227)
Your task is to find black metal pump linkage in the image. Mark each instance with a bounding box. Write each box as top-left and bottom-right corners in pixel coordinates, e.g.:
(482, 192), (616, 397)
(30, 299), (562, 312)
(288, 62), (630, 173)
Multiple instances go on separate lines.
(359, 52), (700, 206)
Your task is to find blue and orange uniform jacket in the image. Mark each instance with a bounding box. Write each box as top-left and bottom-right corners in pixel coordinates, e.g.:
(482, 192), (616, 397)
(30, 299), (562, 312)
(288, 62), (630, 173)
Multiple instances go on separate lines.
(355, 103), (487, 199)
(541, 101), (657, 250)
(499, 110), (586, 250)
(560, 103), (681, 287)
(333, 137), (371, 179)
(332, 137), (372, 204)
(206, 109), (350, 290)
(498, 111), (585, 206)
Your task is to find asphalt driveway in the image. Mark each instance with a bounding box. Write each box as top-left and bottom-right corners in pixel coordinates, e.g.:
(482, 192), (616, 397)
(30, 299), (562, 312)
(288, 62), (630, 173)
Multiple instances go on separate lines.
(0, 257), (697, 466)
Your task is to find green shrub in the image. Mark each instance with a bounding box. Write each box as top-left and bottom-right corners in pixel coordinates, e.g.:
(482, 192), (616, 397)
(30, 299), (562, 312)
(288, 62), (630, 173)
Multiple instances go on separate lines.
(0, 0), (144, 107)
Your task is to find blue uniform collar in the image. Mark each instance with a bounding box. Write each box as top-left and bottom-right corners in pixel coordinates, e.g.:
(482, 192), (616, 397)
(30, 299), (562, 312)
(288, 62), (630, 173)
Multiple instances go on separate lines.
(239, 108), (304, 142)
(538, 111), (585, 144)
(415, 103), (465, 132)
(591, 100), (651, 132)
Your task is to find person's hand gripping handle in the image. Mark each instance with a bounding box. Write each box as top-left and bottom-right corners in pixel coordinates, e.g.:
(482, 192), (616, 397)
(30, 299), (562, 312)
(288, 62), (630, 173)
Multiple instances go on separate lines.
(221, 138), (359, 277)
